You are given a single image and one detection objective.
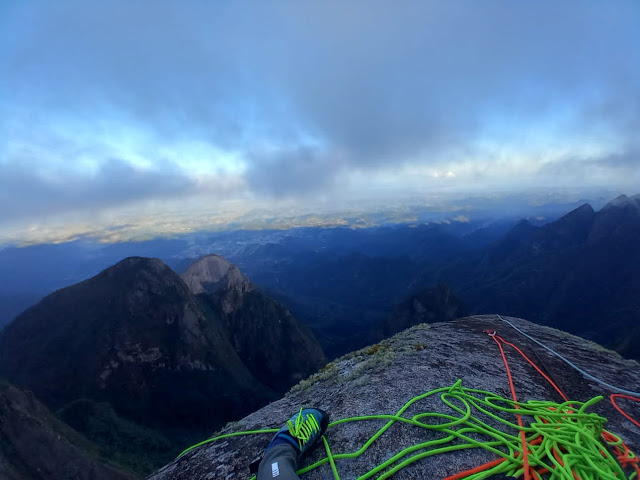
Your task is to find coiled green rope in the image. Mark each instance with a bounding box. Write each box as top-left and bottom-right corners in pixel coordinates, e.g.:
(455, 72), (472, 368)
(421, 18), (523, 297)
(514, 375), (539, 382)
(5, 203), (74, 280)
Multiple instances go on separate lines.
(177, 379), (638, 479)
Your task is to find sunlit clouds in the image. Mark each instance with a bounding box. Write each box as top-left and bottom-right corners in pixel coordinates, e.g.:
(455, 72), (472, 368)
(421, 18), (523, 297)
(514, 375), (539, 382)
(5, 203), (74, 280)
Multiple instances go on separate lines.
(1, 1), (639, 244)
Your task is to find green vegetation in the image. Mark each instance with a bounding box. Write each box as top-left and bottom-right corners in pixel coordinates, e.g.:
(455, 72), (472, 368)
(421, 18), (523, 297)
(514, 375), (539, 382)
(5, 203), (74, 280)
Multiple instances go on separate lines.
(289, 362), (341, 393)
(289, 327), (433, 394)
(57, 399), (174, 475)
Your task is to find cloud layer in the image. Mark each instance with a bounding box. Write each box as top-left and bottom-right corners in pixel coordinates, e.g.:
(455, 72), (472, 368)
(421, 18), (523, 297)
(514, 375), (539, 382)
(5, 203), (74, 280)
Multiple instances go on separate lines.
(1, 1), (639, 242)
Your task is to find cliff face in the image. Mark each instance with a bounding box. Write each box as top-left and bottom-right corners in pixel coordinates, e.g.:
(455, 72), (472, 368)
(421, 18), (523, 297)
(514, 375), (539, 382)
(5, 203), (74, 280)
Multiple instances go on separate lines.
(0, 257), (270, 430)
(150, 315), (640, 480)
(181, 254), (252, 296)
(183, 255), (326, 392)
(0, 255), (326, 477)
(0, 381), (133, 480)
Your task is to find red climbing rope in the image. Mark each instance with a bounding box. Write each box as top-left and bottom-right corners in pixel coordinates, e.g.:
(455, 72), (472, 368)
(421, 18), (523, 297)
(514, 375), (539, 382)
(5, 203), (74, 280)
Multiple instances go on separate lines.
(443, 437), (545, 480)
(493, 335), (569, 403)
(492, 329), (640, 479)
(445, 325), (640, 479)
(490, 332), (533, 480)
(611, 394), (640, 429)
(442, 457), (505, 480)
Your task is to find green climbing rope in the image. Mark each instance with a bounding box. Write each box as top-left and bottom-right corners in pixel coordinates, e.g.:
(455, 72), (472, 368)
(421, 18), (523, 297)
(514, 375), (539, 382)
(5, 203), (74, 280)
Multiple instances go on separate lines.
(177, 379), (638, 480)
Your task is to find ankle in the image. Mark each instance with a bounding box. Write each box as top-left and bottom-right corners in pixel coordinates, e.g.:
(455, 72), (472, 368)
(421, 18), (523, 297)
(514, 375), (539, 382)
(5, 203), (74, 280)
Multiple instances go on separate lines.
(267, 433), (299, 453)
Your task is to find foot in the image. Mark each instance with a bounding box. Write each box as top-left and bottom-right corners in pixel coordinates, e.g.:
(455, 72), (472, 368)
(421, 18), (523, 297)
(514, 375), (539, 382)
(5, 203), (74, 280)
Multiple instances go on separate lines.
(266, 408), (329, 458)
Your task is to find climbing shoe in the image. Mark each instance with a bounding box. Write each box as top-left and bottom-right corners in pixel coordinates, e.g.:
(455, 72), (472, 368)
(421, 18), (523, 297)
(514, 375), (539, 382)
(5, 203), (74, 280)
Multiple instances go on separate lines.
(266, 408), (329, 458)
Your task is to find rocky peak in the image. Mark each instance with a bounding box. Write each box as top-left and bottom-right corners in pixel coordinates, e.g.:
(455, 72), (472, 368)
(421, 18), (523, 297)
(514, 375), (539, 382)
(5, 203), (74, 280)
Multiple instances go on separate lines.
(106, 256), (166, 272)
(588, 193), (640, 244)
(557, 202), (595, 222)
(601, 194), (640, 212)
(187, 253), (327, 391)
(0, 256), (272, 431)
(103, 256), (180, 288)
(530, 202), (595, 250)
(0, 255), (327, 476)
(150, 315), (640, 480)
(181, 254), (253, 295)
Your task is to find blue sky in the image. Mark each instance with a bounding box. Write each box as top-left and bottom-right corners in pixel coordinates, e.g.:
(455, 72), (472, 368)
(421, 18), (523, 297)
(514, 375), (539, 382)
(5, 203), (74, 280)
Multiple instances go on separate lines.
(1, 1), (639, 245)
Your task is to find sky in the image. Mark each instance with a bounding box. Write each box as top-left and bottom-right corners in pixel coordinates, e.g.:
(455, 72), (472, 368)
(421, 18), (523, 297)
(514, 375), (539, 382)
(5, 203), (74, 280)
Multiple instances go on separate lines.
(1, 1), (639, 245)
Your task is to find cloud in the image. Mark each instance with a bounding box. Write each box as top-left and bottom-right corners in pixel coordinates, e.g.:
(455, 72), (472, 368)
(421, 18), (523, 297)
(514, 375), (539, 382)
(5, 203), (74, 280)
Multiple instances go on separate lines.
(0, 159), (196, 222)
(539, 148), (640, 185)
(244, 147), (348, 197)
(1, 0), (639, 241)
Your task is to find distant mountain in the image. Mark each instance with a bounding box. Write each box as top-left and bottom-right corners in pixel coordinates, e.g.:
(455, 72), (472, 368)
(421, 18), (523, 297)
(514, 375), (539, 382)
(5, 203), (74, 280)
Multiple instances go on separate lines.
(205, 194), (639, 361)
(181, 253), (252, 295)
(376, 284), (467, 339)
(0, 257), (271, 429)
(0, 255), (325, 474)
(240, 250), (420, 358)
(435, 194), (640, 359)
(588, 193), (640, 243)
(0, 379), (133, 480)
(181, 255), (326, 392)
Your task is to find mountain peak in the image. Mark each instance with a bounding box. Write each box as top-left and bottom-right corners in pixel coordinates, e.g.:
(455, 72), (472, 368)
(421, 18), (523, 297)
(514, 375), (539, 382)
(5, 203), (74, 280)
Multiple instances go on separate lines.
(112, 256), (165, 268)
(570, 202), (595, 214)
(0, 255), (271, 431)
(534, 201), (595, 248)
(0, 254), (326, 474)
(101, 256), (181, 286)
(588, 192), (640, 243)
(181, 254), (252, 294)
(101, 256), (168, 276)
(601, 193), (640, 212)
(547, 202), (595, 228)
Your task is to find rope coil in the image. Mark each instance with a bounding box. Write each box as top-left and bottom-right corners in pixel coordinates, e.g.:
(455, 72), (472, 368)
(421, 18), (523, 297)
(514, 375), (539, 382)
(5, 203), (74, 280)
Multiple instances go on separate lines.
(177, 316), (640, 479)
(179, 379), (637, 479)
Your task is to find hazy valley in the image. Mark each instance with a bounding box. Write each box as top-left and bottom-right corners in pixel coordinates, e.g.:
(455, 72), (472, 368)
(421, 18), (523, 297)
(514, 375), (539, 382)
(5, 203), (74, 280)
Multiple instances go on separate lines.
(0, 193), (639, 478)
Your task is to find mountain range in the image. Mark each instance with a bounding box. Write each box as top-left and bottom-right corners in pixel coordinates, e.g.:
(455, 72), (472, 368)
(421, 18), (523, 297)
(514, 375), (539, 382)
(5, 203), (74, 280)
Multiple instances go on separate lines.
(229, 194), (640, 360)
(0, 195), (591, 330)
(433, 194), (640, 359)
(0, 193), (639, 477)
